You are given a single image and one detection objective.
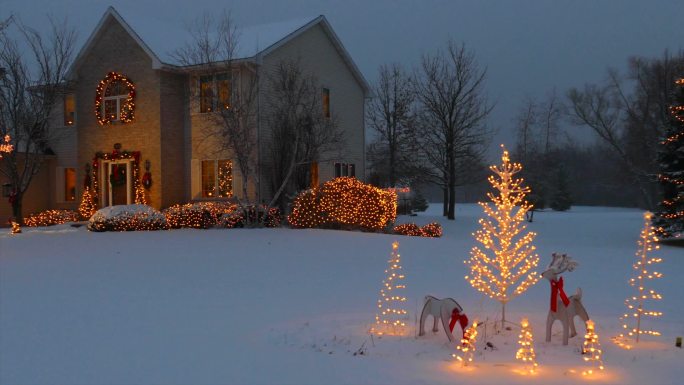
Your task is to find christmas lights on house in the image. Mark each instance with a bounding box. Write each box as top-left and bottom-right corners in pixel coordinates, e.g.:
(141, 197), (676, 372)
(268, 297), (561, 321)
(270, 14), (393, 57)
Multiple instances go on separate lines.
(582, 319), (605, 376)
(465, 145), (540, 326)
(516, 318), (539, 374)
(614, 212), (663, 349)
(372, 241), (408, 336)
(453, 319), (479, 366)
(78, 186), (97, 220)
(0, 134), (13, 157)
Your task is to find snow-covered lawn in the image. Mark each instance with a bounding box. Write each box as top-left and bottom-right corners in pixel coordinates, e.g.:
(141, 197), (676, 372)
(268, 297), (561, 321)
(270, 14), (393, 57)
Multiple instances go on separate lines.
(0, 204), (682, 384)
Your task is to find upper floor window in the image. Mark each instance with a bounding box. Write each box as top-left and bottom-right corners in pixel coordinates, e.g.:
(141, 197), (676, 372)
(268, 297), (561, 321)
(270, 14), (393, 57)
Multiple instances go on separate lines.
(322, 88), (330, 118)
(199, 73), (234, 113)
(103, 79), (128, 121)
(63, 94), (75, 126)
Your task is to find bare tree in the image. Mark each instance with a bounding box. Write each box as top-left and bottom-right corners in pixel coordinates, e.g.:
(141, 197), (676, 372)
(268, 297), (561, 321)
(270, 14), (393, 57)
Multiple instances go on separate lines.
(0, 17), (76, 223)
(414, 41), (493, 220)
(266, 60), (343, 211)
(567, 51), (684, 209)
(366, 63), (418, 187)
(173, 11), (258, 202)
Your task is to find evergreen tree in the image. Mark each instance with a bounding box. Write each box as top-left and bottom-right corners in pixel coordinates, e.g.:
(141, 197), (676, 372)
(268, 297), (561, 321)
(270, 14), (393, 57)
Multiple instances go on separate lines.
(653, 78), (684, 238)
(550, 166), (572, 211)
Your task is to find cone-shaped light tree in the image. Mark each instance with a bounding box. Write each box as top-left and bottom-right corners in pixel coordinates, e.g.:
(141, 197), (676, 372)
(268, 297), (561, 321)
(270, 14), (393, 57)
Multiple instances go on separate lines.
(453, 319), (479, 366)
(78, 186), (97, 220)
(516, 317), (539, 373)
(615, 212), (663, 348)
(466, 145), (540, 327)
(582, 319), (605, 376)
(372, 241), (408, 336)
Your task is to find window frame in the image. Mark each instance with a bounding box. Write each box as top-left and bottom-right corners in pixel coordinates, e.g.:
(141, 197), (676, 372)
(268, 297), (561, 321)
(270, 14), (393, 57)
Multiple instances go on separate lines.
(101, 80), (128, 122)
(200, 159), (234, 199)
(334, 162), (356, 178)
(63, 93), (75, 126)
(198, 71), (239, 113)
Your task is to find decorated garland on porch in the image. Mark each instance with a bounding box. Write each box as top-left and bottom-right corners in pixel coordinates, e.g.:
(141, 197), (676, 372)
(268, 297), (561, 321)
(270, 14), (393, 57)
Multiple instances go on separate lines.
(95, 72), (136, 125)
(90, 145), (147, 206)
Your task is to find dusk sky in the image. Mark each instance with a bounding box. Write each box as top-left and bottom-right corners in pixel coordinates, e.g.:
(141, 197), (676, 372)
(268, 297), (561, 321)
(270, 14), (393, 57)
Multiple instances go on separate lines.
(4, 0), (684, 159)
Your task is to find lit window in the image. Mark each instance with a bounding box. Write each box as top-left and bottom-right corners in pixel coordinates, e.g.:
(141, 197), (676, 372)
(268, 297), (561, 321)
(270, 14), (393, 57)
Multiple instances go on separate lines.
(335, 162), (356, 178)
(64, 168), (76, 201)
(322, 88), (330, 118)
(202, 159), (233, 198)
(199, 76), (214, 113)
(63, 94), (75, 126)
(102, 80), (128, 121)
(217, 73), (231, 110)
(310, 162), (319, 188)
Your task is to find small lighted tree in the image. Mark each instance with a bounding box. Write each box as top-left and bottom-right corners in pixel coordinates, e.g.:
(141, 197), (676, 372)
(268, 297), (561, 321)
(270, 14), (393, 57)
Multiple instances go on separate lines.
(453, 319), (479, 366)
(466, 145), (540, 326)
(516, 317), (538, 373)
(0, 134), (13, 157)
(78, 186), (97, 219)
(615, 211), (663, 348)
(582, 320), (605, 376)
(372, 241), (408, 336)
(10, 219), (21, 234)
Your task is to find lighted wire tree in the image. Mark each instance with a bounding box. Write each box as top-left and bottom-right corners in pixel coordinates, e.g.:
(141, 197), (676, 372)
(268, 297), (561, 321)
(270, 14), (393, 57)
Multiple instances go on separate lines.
(0, 134), (13, 157)
(516, 317), (539, 373)
(465, 145), (540, 326)
(78, 186), (97, 219)
(614, 211), (663, 348)
(582, 320), (605, 376)
(453, 319), (479, 366)
(372, 241), (408, 336)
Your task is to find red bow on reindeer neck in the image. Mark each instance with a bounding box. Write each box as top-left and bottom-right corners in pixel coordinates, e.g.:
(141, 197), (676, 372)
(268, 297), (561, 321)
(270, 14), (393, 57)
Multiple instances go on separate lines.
(550, 276), (570, 312)
(449, 308), (469, 339)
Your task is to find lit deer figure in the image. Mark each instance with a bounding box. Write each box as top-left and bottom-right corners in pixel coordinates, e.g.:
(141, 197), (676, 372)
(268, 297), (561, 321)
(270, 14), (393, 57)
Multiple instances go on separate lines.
(542, 253), (590, 345)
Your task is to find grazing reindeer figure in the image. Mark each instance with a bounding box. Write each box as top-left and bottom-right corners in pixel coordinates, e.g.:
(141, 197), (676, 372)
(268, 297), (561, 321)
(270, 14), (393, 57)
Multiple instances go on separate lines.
(543, 253), (590, 345)
(418, 296), (468, 342)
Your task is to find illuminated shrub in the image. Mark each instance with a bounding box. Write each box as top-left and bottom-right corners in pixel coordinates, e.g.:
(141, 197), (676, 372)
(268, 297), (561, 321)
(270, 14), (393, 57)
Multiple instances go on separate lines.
(288, 189), (326, 229)
(24, 210), (80, 227)
(88, 204), (168, 232)
(163, 201), (237, 229)
(221, 205), (281, 228)
(288, 177), (397, 231)
(392, 222), (443, 238)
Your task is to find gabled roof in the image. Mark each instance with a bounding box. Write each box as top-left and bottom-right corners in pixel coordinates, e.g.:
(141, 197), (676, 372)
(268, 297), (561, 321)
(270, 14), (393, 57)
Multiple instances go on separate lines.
(67, 7), (369, 94)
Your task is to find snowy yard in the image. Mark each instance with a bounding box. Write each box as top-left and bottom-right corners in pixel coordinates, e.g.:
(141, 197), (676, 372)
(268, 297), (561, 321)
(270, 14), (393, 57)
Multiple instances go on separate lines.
(0, 204), (682, 384)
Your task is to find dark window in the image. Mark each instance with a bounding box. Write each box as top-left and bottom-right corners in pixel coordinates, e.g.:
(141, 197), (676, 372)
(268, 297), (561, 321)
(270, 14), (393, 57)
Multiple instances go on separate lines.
(334, 162), (356, 178)
(322, 88), (330, 118)
(217, 73), (231, 110)
(348, 163), (355, 177)
(334, 162), (342, 178)
(64, 168), (76, 201)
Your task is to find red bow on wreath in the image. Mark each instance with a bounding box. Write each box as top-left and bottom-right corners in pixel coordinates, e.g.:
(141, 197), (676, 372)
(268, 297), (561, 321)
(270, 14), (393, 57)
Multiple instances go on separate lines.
(142, 171), (152, 189)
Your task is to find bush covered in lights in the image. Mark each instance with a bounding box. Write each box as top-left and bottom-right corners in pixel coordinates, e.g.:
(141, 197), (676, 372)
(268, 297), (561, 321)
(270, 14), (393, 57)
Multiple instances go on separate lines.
(162, 201), (238, 229)
(221, 204), (281, 228)
(24, 210), (80, 227)
(88, 204), (168, 232)
(289, 177), (397, 231)
(392, 222), (442, 237)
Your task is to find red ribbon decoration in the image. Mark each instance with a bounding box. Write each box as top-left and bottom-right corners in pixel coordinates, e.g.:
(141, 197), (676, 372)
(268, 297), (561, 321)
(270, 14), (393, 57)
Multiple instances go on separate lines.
(550, 276), (570, 312)
(449, 308), (469, 339)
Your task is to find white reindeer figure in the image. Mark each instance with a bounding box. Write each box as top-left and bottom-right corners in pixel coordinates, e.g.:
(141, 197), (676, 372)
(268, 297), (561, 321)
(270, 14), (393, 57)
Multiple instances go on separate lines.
(542, 253), (590, 345)
(418, 296), (468, 343)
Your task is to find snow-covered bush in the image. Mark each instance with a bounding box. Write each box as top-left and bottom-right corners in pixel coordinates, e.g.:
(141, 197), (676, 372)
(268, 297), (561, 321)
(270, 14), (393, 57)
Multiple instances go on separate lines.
(88, 204), (168, 232)
(220, 204), (281, 228)
(24, 209), (80, 227)
(162, 201), (237, 229)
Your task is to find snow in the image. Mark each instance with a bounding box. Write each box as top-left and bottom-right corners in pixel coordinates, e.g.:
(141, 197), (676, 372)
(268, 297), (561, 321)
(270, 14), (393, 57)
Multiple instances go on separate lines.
(1, 204), (683, 384)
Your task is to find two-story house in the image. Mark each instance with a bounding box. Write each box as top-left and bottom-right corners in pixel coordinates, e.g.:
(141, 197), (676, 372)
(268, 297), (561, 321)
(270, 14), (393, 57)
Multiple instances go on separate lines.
(0, 6), (368, 219)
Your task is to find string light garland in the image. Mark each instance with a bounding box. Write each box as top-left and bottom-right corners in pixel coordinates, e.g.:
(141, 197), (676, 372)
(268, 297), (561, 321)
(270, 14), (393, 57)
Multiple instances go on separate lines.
(516, 318), (539, 374)
(582, 319), (605, 376)
(392, 222), (443, 237)
(372, 241), (408, 336)
(614, 212), (663, 349)
(24, 210), (79, 227)
(163, 201), (238, 229)
(78, 186), (97, 220)
(465, 145), (540, 326)
(289, 177), (397, 231)
(90, 147), (146, 206)
(218, 161), (233, 198)
(87, 206), (168, 232)
(453, 319), (479, 366)
(95, 72), (135, 125)
(0, 134), (13, 157)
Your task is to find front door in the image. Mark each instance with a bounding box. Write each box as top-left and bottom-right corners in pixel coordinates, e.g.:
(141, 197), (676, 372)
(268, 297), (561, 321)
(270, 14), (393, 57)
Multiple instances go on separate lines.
(102, 160), (132, 206)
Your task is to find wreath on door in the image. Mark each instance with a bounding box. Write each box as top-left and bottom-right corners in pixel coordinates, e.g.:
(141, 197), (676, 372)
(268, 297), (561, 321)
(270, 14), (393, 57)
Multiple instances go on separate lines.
(109, 164), (127, 187)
